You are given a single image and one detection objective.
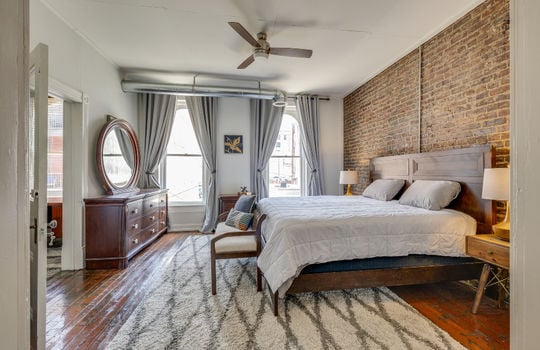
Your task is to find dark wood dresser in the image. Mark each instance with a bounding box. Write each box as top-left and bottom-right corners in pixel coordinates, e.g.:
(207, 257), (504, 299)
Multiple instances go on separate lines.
(84, 188), (168, 269)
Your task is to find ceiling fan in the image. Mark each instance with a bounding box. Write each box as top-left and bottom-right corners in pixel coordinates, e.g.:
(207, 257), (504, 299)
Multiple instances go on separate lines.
(228, 22), (313, 69)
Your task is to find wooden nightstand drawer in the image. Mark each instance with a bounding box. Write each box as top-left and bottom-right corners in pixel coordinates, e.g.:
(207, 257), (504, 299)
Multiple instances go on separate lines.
(466, 235), (509, 269)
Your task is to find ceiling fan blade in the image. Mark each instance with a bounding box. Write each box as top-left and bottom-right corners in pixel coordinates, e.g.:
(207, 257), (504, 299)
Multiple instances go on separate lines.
(237, 55), (255, 69)
(228, 22), (261, 48)
(269, 47), (313, 58)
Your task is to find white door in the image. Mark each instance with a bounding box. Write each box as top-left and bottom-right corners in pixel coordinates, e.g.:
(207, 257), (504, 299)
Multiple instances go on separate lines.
(29, 43), (48, 350)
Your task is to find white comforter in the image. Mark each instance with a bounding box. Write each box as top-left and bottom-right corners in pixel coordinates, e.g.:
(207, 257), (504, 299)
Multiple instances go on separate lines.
(256, 196), (476, 297)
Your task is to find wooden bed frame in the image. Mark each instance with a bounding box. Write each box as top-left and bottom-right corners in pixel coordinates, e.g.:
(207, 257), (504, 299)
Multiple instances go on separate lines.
(262, 145), (495, 316)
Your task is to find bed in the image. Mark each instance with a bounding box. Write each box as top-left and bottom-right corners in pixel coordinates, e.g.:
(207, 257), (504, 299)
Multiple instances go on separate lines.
(258, 145), (494, 315)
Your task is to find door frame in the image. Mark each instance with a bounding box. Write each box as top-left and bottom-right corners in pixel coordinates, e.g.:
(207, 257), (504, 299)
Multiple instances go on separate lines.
(48, 78), (87, 270)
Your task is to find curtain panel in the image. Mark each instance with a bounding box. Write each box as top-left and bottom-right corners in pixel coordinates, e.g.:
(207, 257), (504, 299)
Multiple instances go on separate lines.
(137, 93), (177, 188)
(250, 99), (284, 201)
(297, 95), (324, 196)
(186, 96), (219, 233)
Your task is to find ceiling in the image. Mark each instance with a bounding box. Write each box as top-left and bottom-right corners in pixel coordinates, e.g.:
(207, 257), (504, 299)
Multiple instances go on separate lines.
(42, 0), (484, 97)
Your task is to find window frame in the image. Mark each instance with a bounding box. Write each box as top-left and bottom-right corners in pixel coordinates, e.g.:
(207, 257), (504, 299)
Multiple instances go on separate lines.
(160, 98), (206, 207)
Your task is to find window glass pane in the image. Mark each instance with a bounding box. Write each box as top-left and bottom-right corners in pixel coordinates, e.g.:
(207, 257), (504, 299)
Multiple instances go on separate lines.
(166, 156), (203, 202)
(269, 113), (302, 197)
(272, 114), (300, 157)
(268, 157), (301, 197)
(167, 109), (200, 155)
(47, 98), (63, 199)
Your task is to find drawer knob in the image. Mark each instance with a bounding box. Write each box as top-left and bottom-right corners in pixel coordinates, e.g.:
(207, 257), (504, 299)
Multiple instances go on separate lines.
(132, 223), (138, 229)
(150, 228), (156, 234)
(149, 204), (153, 207)
(160, 221), (166, 225)
(150, 216), (155, 221)
(487, 251), (494, 255)
(132, 208), (139, 214)
(133, 238), (139, 244)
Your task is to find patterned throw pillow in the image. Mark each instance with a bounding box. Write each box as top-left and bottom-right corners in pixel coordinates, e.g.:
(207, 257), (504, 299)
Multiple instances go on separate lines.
(234, 195), (256, 213)
(225, 209), (254, 231)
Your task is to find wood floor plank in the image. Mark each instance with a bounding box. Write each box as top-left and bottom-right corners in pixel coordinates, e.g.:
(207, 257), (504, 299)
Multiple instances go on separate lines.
(46, 232), (509, 349)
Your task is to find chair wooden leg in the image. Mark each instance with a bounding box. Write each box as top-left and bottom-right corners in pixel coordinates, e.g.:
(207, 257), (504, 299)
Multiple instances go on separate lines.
(273, 291), (279, 316)
(211, 257), (217, 295)
(256, 267), (262, 292)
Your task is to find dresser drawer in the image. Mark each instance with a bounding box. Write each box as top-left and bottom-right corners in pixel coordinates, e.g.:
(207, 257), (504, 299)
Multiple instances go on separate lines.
(126, 200), (143, 220)
(466, 236), (509, 268)
(141, 210), (159, 229)
(127, 218), (142, 237)
(143, 195), (160, 213)
(158, 193), (167, 207)
(158, 207), (167, 230)
(128, 224), (158, 253)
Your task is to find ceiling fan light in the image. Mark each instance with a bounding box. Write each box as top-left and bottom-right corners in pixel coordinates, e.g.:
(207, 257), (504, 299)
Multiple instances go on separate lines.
(253, 50), (268, 61)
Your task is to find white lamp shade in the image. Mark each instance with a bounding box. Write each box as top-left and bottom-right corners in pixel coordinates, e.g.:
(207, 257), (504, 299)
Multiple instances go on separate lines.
(339, 170), (358, 185)
(482, 168), (510, 201)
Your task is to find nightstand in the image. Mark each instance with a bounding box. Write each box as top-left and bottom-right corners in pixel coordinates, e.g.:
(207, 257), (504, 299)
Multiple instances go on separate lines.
(466, 234), (510, 314)
(218, 194), (240, 216)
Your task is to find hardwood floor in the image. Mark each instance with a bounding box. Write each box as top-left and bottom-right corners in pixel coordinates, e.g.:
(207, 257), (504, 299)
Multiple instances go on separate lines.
(46, 232), (509, 349)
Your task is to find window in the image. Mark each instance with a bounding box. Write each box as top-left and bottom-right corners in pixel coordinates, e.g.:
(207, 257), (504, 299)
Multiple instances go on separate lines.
(163, 99), (204, 204)
(47, 96), (63, 200)
(268, 109), (303, 197)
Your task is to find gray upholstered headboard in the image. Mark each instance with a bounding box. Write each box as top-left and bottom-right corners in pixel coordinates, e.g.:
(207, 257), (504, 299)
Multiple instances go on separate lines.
(370, 145), (495, 234)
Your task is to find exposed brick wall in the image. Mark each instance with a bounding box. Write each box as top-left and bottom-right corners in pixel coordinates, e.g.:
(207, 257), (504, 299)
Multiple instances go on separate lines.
(344, 0), (510, 195)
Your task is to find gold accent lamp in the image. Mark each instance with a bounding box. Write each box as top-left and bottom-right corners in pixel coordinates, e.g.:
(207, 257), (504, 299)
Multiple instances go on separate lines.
(340, 170), (358, 196)
(482, 167), (510, 241)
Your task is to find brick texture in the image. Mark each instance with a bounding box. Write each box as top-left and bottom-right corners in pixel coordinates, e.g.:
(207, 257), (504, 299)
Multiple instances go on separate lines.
(344, 0), (510, 197)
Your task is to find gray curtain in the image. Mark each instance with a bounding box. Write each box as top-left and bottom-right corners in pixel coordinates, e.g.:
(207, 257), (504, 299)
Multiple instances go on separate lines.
(250, 99), (284, 201)
(138, 93), (177, 188)
(185, 96), (218, 233)
(115, 128), (134, 168)
(297, 95), (324, 196)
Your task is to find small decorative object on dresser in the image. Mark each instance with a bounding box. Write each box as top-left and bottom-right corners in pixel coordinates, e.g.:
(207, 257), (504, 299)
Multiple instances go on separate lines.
(84, 116), (168, 269)
(466, 234), (510, 314)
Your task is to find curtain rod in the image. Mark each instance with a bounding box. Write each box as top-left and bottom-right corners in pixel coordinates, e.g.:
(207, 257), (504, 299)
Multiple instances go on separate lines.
(121, 80), (330, 101)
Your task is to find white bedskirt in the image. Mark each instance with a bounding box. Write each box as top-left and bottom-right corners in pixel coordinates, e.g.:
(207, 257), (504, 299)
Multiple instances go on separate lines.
(256, 196), (477, 297)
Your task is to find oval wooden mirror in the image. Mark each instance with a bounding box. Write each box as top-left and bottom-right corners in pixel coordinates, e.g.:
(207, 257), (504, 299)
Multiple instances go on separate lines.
(96, 116), (141, 194)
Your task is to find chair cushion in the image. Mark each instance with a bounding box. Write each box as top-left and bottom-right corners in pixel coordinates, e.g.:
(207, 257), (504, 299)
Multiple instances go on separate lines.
(214, 222), (257, 254)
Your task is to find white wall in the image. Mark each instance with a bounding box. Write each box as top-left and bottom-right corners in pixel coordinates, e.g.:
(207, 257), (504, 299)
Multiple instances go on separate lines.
(510, 0), (540, 347)
(169, 97), (344, 231)
(30, 0), (137, 197)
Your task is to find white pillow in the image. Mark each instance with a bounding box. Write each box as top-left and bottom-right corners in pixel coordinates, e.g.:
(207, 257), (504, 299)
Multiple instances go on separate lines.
(362, 179), (405, 201)
(398, 180), (461, 210)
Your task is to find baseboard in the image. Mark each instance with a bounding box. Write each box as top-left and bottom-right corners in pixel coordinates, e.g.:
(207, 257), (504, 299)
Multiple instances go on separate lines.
(169, 223), (201, 232)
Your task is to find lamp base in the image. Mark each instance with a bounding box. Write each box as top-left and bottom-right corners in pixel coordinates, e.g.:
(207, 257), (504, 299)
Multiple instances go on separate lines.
(492, 221), (510, 241)
(345, 184), (353, 196)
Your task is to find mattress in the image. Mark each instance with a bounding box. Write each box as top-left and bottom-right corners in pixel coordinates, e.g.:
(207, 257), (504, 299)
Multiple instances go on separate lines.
(256, 195), (477, 297)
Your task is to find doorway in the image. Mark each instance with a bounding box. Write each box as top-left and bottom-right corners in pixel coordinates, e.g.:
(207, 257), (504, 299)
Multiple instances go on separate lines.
(46, 96), (64, 279)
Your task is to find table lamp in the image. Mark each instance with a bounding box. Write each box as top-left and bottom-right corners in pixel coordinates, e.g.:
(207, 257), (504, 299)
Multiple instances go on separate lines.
(340, 170), (358, 196)
(482, 167), (510, 241)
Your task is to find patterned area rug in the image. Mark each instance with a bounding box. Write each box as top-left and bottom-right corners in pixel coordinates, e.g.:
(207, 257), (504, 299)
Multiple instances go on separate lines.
(107, 236), (466, 350)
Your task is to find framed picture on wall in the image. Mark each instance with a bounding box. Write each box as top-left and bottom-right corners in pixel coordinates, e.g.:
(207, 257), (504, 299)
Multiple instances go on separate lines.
(224, 135), (243, 154)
